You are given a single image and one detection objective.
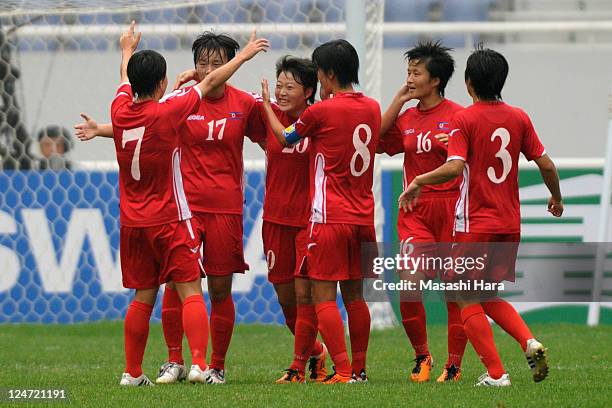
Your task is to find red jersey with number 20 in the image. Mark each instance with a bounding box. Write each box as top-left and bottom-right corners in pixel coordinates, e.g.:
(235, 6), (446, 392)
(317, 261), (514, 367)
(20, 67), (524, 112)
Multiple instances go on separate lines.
(447, 101), (546, 234)
(111, 83), (202, 227)
(292, 92), (381, 226)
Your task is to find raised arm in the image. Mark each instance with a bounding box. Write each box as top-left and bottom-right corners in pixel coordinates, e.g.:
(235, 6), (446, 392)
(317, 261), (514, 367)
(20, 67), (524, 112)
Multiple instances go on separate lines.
(380, 84), (411, 138)
(260, 78), (289, 147)
(534, 154), (563, 217)
(119, 21), (141, 84)
(195, 30), (269, 97)
(74, 113), (113, 141)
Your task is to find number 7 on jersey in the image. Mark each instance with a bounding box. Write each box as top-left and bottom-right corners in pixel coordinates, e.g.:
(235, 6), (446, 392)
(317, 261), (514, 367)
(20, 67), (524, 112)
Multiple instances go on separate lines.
(122, 127), (145, 181)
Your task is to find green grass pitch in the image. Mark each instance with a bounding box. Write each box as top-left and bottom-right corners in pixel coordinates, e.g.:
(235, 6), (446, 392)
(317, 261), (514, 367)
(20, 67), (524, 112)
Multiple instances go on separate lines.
(0, 322), (610, 407)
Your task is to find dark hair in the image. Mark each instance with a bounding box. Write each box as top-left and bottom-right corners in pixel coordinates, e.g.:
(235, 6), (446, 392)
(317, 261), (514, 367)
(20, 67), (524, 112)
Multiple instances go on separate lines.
(311, 39), (359, 88)
(37, 125), (73, 152)
(275, 56), (318, 104)
(464, 45), (509, 101)
(404, 40), (454, 97)
(127, 50), (167, 98)
(192, 31), (240, 65)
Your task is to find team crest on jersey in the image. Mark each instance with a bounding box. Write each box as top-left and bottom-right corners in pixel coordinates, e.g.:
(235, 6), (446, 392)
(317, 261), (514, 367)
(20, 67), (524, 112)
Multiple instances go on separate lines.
(187, 114), (206, 121)
(437, 122), (450, 130)
(229, 111), (243, 120)
(403, 128), (415, 136)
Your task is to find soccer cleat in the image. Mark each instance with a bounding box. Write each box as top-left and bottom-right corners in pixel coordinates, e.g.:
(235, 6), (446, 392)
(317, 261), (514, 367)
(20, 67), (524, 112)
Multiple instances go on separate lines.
(308, 344), (328, 382)
(203, 367), (226, 384)
(321, 368), (354, 384)
(436, 364), (462, 383)
(525, 338), (549, 383)
(156, 362), (187, 384)
(475, 372), (511, 387)
(119, 372), (154, 386)
(410, 354), (433, 382)
(275, 369), (305, 384)
(351, 369), (369, 383)
(187, 364), (209, 384)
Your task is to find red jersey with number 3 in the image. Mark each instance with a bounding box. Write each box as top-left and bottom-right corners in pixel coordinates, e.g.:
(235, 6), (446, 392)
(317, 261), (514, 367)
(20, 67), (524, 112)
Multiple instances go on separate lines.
(447, 101), (546, 234)
(178, 84), (266, 214)
(263, 102), (311, 227)
(292, 92), (381, 226)
(380, 98), (463, 196)
(110, 83), (202, 227)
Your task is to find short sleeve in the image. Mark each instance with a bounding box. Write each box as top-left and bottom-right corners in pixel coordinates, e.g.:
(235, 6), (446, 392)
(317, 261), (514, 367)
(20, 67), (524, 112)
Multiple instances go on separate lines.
(245, 96), (267, 144)
(378, 119), (403, 156)
(158, 86), (202, 125)
(292, 104), (319, 139)
(519, 110), (546, 161)
(111, 83), (133, 119)
(447, 115), (468, 162)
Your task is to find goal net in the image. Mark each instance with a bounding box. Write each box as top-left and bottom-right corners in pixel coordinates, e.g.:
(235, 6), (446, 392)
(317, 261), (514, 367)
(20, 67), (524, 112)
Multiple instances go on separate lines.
(0, 0), (396, 327)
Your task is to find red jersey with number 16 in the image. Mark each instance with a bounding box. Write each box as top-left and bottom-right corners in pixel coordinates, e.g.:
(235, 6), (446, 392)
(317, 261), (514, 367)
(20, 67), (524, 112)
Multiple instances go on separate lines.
(447, 101), (546, 234)
(293, 92), (381, 226)
(111, 83), (202, 227)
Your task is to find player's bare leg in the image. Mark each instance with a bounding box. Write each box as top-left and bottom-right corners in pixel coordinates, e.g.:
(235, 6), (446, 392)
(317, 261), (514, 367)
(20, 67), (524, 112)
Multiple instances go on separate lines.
(274, 281), (297, 334)
(398, 269), (433, 382)
(173, 279), (210, 384)
(206, 275), (234, 384)
(120, 287), (158, 386)
(340, 279), (370, 382)
(156, 280), (187, 384)
(312, 280), (353, 384)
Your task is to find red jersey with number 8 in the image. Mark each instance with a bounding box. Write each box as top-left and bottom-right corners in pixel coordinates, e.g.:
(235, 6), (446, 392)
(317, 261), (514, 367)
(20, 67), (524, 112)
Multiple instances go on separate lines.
(293, 92), (381, 226)
(111, 83), (202, 227)
(447, 101), (546, 234)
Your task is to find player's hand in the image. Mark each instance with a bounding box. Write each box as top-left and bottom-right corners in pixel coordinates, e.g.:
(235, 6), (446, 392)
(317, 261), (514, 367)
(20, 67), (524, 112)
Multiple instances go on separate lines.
(173, 69), (198, 90)
(74, 113), (99, 141)
(238, 30), (270, 62)
(434, 132), (449, 145)
(119, 21), (141, 53)
(394, 84), (412, 104)
(547, 197), (564, 217)
(398, 179), (422, 212)
(261, 78), (271, 103)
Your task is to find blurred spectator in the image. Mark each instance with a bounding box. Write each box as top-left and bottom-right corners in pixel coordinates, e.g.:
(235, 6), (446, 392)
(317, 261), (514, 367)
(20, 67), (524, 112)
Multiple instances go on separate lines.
(37, 125), (73, 170)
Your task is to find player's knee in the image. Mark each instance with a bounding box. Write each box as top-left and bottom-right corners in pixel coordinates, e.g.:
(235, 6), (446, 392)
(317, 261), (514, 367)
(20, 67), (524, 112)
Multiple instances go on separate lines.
(134, 287), (158, 305)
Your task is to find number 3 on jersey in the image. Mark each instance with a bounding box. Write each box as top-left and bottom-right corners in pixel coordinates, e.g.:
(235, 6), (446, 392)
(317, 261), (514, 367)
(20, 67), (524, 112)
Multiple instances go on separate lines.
(122, 126), (145, 181)
(487, 127), (512, 184)
(350, 124), (372, 177)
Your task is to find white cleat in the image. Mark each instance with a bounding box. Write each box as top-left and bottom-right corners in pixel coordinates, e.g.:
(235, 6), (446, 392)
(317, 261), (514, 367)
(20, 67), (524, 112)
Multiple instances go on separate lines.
(525, 338), (549, 383)
(156, 362), (187, 384)
(475, 372), (511, 387)
(203, 367), (226, 384)
(119, 372), (154, 386)
(187, 364), (209, 384)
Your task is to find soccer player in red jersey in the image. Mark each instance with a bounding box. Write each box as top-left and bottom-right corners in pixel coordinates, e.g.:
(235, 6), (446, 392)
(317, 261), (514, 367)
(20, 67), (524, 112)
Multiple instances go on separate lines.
(109, 23), (268, 386)
(261, 39), (381, 383)
(256, 56), (327, 383)
(378, 41), (467, 383)
(77, 32), (270, 384)
(399, 46), (563, 386)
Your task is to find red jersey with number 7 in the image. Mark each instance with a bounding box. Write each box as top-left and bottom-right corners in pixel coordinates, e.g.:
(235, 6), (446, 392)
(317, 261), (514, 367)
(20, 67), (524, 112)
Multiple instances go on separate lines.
(111, 82), (202, 227)
(292, 92), (381, 226)
(446, 101), (546, 234)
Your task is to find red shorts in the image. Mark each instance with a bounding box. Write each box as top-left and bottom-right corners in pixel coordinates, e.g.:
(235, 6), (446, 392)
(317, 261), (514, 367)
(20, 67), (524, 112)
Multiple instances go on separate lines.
(397, 195), (456, 278)
(294, 227), (310, 279)
(193, 212), (249, 277)
(262, 221), (305, 285)
(305, 222), (377, 282)
(120, 219), (202, 289)
(448, 232), (520, 282)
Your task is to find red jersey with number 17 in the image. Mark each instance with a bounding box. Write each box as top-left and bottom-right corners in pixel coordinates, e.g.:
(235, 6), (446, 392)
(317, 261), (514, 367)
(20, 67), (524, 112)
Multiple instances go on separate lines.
(293, 92), (381, 226)
(447, 101), (546, 234)
(111, 83), (202, 227)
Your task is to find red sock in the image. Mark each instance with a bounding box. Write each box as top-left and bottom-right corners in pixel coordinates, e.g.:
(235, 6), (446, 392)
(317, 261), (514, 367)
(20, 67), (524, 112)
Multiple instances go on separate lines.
(461, 304), (505, 379)
(182, 295), (209, 369)
(124, 300), (153, 378)
(483, 297), (533, 351)
(445, 301), (467, 368)
(291, 304), (319, 372)
(314, 301), (352, 377)
(399, 301), (429, 356)
(210, 296), (235, 370)
(281, 303), (297, 334)
(345, 300), (370, 373)
(161, 287), (184, 364)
